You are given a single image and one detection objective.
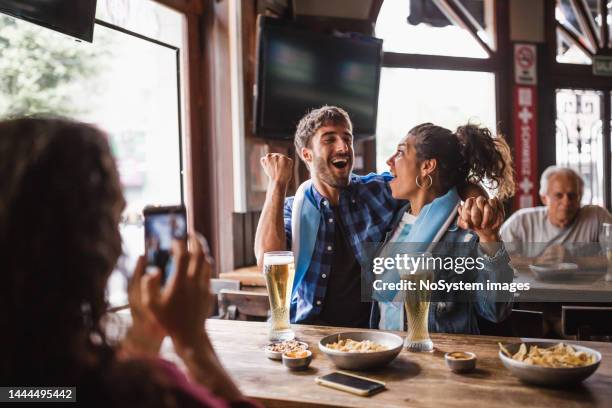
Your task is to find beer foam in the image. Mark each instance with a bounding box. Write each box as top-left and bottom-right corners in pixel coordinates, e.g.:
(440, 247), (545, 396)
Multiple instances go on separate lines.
(264, 254), (294, 265)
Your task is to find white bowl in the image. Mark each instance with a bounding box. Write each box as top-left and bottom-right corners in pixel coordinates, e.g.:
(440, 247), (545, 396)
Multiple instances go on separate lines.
(529, 263), (578, 281)
(318, 331), (403, 370)
(264, 341), (309, 361)
(499, 341), (601, 386)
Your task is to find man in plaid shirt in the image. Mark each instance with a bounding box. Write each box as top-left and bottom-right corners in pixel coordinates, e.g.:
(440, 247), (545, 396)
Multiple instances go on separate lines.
(254, 106), (403, 327)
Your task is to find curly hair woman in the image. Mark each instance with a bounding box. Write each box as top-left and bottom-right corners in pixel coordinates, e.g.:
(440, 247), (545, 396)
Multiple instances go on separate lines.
(0, 117), (259, 407)
(374, 122), (516, 337)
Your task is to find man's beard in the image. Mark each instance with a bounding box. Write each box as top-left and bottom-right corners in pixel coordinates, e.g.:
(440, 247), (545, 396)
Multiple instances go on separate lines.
(313, 155), (351, 188)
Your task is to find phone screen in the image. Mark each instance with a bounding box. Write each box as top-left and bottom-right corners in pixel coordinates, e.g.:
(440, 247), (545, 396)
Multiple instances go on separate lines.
(318, 372), (385, 394)
(144, 206), (187, 285)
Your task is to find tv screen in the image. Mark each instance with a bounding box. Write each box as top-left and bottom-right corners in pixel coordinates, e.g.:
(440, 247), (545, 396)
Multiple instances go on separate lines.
(254, 17), (382, 139)
(0, 0), (97, 42)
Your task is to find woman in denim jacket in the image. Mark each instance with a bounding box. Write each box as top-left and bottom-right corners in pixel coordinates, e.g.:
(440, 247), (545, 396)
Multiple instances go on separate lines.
(371, 122), (516, 335)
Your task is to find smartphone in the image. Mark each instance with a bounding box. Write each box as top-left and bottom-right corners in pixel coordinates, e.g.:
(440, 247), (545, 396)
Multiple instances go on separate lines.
(315, 372), (386, 396)
(143, 205), (187, 285)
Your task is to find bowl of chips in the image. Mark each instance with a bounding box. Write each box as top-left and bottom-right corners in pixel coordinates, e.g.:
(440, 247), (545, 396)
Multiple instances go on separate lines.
(498, 342), (601, 386)
(319, 331), (403, 370)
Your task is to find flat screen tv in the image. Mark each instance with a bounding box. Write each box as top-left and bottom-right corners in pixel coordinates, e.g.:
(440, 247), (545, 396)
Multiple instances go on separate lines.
(0, 0), (97, 42)
(254, 17), (382, 139)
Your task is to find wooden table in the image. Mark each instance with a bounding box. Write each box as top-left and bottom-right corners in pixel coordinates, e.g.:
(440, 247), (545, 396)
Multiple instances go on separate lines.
(160, 320), (612, 408)
(219, 265), (266, 288)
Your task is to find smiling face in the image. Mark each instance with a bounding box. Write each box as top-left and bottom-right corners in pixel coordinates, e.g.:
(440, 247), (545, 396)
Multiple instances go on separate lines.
(541, 172), (581, 228)
(386, 134), (428, 199)
(301, 123), (354, 188)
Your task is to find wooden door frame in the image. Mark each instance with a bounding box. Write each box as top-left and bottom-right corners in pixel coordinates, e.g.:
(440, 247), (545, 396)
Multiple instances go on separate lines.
(153, 0), (222, 273)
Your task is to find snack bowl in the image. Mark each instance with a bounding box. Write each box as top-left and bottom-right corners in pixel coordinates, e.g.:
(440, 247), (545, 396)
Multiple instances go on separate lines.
(318, 331), (403, 370)
(264, 340), (309, 361)
(444, 351), (477, 373)
(529, 263), (578, 281)
(499, 341), (601, 386)
(282, 349), (312, 370)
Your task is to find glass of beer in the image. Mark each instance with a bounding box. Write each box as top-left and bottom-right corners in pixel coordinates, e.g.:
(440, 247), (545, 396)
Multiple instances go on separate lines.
(263, 251), (296, 341)
(401, 269), (434, 352)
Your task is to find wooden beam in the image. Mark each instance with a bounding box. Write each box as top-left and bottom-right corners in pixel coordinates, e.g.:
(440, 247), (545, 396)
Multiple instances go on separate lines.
(569, 0), (599, 52)
(599, 0), (609, 49)
(557, 23), (595, 59)
(383, 52), (499, 72)
(603, 88), (612, 210)
(432, 0), (493, 57)
(369, 0), (385, 23)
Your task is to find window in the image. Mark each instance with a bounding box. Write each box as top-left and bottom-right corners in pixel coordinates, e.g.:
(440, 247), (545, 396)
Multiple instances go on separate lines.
(376, 0), (493, 58)
(0, 0), (187, 306)
(548, 0), (612, 209)
(555, 89), (606, 206)
(376, 68), (496, 170)
(374, 0), (499, 172)
(555, 0), (612, 65)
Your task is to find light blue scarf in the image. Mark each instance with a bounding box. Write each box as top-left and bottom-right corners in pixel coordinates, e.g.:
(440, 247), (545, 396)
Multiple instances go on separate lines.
(289, 180), (319, 320)
(378, 187), (461, 330)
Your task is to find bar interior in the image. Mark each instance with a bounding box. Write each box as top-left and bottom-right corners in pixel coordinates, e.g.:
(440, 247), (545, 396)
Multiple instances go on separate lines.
(1, 0), (612, 407)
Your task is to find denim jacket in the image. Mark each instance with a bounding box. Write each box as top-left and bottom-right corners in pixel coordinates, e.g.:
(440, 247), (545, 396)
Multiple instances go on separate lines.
(370, 203), (514, 334)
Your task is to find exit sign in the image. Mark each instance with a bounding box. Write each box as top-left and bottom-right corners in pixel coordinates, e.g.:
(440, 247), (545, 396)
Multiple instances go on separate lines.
(593, 56), (612, 76)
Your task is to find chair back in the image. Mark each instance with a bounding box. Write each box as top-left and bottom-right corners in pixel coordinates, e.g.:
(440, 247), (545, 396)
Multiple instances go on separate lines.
(209, 279), (241, 317)
(218, 289), (270, 321)
(562, 306), (612, 340)
(478, 309), (543, 338)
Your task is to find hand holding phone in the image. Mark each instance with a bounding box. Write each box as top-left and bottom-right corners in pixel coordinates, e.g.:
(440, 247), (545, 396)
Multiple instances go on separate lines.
(140, 232), (215, 349)
(315, 372), (386, 396)
(144, 205), (187, 285)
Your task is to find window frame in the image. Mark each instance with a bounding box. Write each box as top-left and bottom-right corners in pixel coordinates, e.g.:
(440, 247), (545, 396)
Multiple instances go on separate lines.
(542, 0), (612, 210)
(150, 0), (221, 272)
(373, 0), (512, 165)
(93, 18), (186, 208)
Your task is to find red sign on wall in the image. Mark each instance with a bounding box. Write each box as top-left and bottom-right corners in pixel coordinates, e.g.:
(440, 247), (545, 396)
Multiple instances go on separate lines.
(513, 85), (538, 209)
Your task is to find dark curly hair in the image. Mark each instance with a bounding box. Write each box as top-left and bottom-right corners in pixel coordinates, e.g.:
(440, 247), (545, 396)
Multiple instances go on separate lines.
(0, 118), (215, 407)
(408, 122), (515, 200)
(0, 117), (125, 385)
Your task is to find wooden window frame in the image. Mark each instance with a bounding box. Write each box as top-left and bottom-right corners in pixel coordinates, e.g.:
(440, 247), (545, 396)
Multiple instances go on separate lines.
(152, 0), (222, 272)
(542, 0), (612, 210)
(373, 0), (512, 159)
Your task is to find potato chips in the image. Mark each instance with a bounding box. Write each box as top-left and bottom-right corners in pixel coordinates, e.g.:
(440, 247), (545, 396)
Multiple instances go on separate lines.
(326, 339), (388, 353)
(499, 342), (596, 368)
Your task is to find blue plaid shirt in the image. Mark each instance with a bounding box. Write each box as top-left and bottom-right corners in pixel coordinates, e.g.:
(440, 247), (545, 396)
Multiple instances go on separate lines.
(283, 172), (403, 324)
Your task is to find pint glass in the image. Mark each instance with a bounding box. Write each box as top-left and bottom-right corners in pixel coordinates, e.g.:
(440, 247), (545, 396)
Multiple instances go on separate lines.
(401, 270), (434, 352)
(263, 251), (295, 341)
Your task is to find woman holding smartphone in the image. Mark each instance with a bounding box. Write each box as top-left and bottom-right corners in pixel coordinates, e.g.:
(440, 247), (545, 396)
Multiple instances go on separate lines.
(0, 117), (259, 407)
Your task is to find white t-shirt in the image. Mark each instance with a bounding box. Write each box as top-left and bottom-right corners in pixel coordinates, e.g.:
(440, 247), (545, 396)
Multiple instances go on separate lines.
(389, 212), (418, 242)
(500, 205), (612, 244)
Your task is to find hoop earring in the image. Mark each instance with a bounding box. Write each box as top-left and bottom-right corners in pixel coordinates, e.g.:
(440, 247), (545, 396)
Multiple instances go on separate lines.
(416, 174), (433, 190)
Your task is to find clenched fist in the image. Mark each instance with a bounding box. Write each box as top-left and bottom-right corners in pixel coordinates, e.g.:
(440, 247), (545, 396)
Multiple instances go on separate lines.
(457, 196), (505, 243)
(261, 153), (293, 187)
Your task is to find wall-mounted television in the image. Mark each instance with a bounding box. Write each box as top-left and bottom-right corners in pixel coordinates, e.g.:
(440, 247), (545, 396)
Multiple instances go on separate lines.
(254, 17), (383, 140)
(0, 0), (97, 42)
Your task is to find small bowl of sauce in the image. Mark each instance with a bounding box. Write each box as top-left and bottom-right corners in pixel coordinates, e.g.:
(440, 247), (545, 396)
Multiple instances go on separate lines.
(282, 349), (312, 370)
(445, 351), (477, 373)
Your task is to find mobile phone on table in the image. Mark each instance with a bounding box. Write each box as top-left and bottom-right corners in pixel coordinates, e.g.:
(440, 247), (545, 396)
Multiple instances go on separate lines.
(315, 372), (386, 396)
(143, 205), (187, 285)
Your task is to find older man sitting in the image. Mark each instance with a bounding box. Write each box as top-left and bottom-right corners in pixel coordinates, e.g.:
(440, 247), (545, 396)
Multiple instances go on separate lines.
(501, 166), (611, 264)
